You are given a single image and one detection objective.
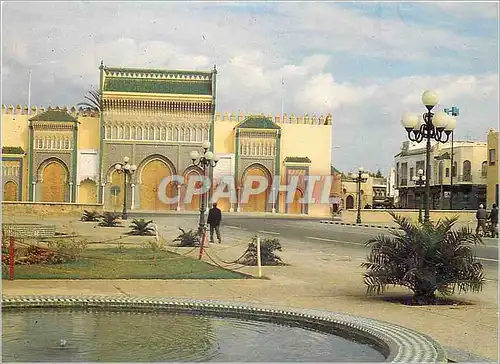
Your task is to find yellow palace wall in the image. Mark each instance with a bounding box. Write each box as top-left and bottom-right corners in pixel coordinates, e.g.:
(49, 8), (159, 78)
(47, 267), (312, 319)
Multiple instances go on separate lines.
(3, 107), (333, 217)
(213, 113), (332, 217)
(2, 111), (30, 201)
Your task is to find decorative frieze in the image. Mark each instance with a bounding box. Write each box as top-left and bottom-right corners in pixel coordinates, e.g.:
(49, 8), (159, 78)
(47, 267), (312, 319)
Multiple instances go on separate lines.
(103, 122), (209, 143)
(34, 135), (73, 150)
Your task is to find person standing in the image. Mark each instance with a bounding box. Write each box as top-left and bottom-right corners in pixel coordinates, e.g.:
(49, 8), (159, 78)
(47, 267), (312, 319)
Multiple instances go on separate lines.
(489, 203), (498, 238)
(475, 204), (488, 236)
(207, 202), (222, 244)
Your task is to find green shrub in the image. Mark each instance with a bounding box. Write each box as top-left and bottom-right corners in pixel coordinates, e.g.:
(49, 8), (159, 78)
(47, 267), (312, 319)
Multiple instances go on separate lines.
(173, 228), (200, 247)
(240, 236), (284, 266)
(98, 212), (121, 227)
(128, 219), (155, 236)
(81, 210), (101, 222)
(362, 212), (485, 304)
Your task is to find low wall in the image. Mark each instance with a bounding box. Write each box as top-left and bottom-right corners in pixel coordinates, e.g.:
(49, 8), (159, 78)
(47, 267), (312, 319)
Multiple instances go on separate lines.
(2, 223), (56, 238)
(341, 209), (476, 225)
(2, 202), (104, 217)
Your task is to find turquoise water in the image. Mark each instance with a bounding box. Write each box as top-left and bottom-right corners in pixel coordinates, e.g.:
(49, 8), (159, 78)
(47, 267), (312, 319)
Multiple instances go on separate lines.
(2, 309), (385, 362)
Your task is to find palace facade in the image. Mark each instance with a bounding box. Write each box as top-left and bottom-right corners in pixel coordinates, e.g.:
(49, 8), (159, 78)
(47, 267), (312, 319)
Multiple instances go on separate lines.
(1, 64), (333, 217)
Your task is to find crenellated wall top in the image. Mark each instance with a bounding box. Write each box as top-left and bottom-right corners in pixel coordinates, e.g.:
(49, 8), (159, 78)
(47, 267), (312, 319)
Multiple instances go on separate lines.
(215, 112), (332, 126)
(1, 105), (98, 117)
(2, 105), (332, 126)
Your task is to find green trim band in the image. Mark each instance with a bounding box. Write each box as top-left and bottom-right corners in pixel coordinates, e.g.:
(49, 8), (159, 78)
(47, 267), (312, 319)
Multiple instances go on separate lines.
(28, 122), (34, 201)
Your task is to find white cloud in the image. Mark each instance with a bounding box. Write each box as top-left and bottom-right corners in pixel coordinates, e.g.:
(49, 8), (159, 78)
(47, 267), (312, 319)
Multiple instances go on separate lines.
(1, 2), (497, 174)
(433, 2), (499, 19)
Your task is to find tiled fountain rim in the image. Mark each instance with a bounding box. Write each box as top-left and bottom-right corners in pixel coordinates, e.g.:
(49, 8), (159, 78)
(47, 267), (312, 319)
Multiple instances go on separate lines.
(2, 295), (447, 363)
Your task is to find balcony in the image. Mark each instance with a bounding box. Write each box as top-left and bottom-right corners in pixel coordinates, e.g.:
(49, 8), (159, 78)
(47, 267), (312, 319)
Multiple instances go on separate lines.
(400, 178), (408, 186)
(458, 174), (472, 183)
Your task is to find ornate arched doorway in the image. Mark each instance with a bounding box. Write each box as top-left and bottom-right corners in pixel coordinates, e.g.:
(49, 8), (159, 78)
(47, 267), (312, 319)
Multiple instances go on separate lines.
(40, 160), (69, 202)
(346, 195), (355, 209)
(79, 178), (98, 204)
(108, 170), (124, 210)
(241, 164), (271, 212)
(288, 189), (303, 214)
(139, 158), (176, 210)
(3, 181), (18, 201)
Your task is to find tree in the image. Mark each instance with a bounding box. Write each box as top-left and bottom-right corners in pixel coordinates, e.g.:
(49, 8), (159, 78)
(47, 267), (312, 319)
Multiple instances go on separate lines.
(77, 88), (102, 113)
(362, 212), (485, 304)
(375, 169), (383, 178)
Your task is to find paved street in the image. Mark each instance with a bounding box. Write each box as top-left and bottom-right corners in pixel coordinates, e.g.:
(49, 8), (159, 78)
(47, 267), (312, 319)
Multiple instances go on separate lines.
(134, 213), (498, 278)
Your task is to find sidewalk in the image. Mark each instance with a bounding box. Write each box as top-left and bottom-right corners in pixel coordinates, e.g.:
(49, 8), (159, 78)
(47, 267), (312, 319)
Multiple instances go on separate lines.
(2, 214), (498, 362)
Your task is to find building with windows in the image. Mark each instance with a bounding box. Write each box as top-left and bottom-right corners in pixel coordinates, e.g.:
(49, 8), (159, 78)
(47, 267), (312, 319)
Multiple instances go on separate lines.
(393, 139), (488, 210)
(339, 173), (387, 210)
(486, 129), (498, 207)
(1, 63), (333, 217)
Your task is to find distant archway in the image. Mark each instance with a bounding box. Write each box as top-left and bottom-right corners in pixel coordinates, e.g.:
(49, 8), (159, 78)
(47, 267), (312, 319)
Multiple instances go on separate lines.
(346, 195), (355, 209)
(3, 181), (18, 201)
(288, 188), (303, 214)
(241, 164), (272, 212)
(183, 167), (203, 211)
(79, 178), (97, 204)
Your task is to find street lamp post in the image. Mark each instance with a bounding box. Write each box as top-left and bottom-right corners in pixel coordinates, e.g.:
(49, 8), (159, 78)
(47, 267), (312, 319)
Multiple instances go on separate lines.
(352, 167), (369, 224)
(412, 169), (425, 223)
(190, 141), (220, 236)
(401, 90), (457, 223)
(114, 157), (137, 220)
(444, 106), (459, 210)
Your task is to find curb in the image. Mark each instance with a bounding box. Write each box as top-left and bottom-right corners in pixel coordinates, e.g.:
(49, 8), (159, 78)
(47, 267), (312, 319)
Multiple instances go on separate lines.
(319, 220), (403, 230)
(2, 295), (448, 363)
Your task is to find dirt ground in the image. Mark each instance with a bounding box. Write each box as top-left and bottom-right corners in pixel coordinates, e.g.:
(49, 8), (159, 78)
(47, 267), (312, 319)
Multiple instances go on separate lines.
(2, 214), (498, 361)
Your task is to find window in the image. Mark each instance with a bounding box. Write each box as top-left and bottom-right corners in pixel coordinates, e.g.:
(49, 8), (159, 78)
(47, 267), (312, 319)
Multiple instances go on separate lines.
(409, 168), (414, 181)
(452, 161), (457, 177)
(438, 162), (443, 184)
(481, 161), (488, 177)
(489, 149), (496, 166)
(463, 160), (471, 181)
(445, 168), (450, 177)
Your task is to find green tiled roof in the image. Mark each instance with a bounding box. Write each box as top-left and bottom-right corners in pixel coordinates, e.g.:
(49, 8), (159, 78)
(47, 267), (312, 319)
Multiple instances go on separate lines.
(2, 146), (24, 155)
(29, 109), (77, 122)
(104, 67), (213, 78)
(237, 115), (280, 130)
(284, 157), (311, 163)
(103, 78), (212, 95)
(331, 166), (342, 174)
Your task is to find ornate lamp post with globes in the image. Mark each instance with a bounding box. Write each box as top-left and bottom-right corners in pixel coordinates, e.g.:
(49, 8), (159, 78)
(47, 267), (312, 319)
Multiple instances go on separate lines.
(114, 156), (137, 220)
(190, 140), (220, 236)
(401, 90), (457, 222)
(350, 167), (369, 224)
(412, 169), (425, 223)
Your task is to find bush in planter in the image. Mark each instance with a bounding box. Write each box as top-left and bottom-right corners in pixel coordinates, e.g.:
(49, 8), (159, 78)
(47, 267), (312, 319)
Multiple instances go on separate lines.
(173, 228), (200, 247)
(98, 212), (121, 227)
(81, 210), (101, 222)
(240, 236), (284, 266)
(127, 219), (156, 236)
(362, 212), (485, 304)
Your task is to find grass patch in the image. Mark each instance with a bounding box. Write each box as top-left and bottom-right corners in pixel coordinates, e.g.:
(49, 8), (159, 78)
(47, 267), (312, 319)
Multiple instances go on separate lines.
(2, 247), (249, 280)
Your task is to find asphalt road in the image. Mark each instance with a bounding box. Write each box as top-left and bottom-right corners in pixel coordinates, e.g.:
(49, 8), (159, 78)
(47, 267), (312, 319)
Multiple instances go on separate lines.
(220, 216), (499, 275)
(131, 213), (498, 277)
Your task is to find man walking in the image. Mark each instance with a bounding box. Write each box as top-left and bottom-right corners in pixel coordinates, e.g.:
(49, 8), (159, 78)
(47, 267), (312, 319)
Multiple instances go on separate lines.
(475, 204), (488, 236)
(207, 202), (222, 244)
(489, 203), (498, 238)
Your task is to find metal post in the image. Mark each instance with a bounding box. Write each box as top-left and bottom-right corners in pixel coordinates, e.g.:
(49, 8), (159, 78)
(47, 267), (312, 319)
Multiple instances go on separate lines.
(356, 171), (362, 224)
(450, 131), (454, 209)
(424, 115), (432, 222)
(256, 236), (262, 278)
(198, 164), (207, 236)
(122, 172), (128, 220)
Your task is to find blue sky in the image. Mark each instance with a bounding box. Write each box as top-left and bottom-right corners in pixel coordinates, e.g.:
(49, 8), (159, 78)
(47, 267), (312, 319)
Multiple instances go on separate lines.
(2, 1), (498, 175)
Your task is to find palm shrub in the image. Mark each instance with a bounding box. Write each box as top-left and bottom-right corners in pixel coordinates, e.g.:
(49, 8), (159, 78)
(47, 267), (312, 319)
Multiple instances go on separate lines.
(98, 212), (121, 227)
(362, 212), (485, 304)
(240, 236), (284, 266)
(81, 210), (101, 222)
(173, 228), (200, 247)
(128, 219), (155, 236)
